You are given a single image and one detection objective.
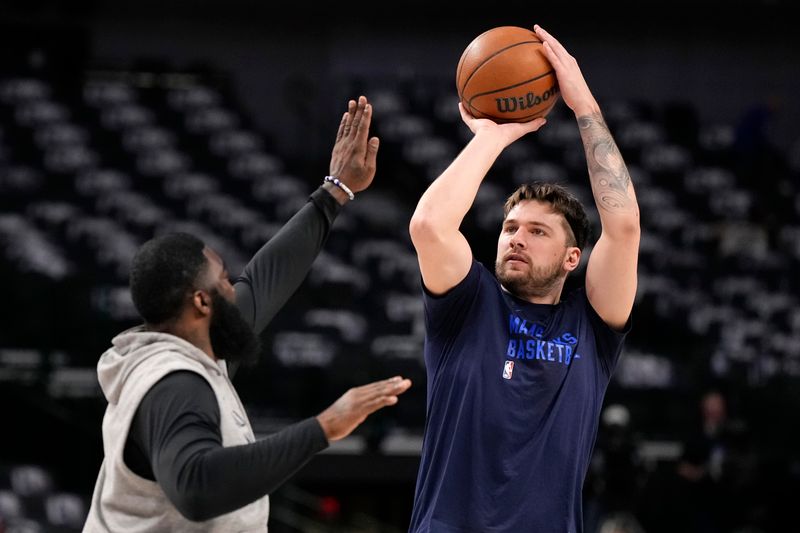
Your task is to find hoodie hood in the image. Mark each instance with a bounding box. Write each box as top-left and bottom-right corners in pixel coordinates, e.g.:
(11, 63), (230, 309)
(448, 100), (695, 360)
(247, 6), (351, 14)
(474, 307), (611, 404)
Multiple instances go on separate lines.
(98, 325), (224, 405)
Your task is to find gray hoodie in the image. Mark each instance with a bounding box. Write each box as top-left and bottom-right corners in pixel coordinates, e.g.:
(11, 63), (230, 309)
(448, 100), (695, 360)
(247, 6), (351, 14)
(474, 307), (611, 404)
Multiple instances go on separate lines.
(83, 326), (270, 532)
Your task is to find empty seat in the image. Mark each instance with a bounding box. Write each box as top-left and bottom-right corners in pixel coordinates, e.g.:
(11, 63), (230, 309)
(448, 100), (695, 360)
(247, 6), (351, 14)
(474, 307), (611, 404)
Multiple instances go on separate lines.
(0, 78), (51, 104)
(708, 189), (754, 219)
(100, 104), (154, 130)
(304, 309), (368, 344)
(307, 252), (371, 300)
(640, 143), (693, 175)
(698, 123), (735, 152)
(83, 81), (137, 107)
(229, 152), (284, 181)
(135, 147), (190, 176)
(272, 331), (337, 367)
(0, 489), (23, 522)
(94, 191), (169, 229)
(402, 136), (457, 167)
(15, 101), (70, 127)
(369, 88), (408, 116)
(43, 145), (99, 174)
(9, 466), (52, 497)
(0, 215), (73, 280)
(538, 119), (582, 149)
(47, 368), (103, 399)
(33, 123), (89, 149)
(166, 86), (221, 110)
(613, 350), (674, 389)
(383, 293), (424, 337)
(75, 169), (131, 197)
(432, 93), (461, 125)
(45, 492), (87, 529)
(512, 160), (568, 186)
(683, 166), (736, 198)
(209, 130), (263, 157)
(377, 114), (430, 142)
(0, 165), (44, 196)
(184, 107), (239, 133)
(370, 334), (423, 362)
(122, 126), (176, 152)
(162, 171), (219, 200)
(341, 190), (411, 236)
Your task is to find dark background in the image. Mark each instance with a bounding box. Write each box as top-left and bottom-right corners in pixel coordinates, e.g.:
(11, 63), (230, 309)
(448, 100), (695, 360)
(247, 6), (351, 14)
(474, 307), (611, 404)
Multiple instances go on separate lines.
(1, 1), (798, 531)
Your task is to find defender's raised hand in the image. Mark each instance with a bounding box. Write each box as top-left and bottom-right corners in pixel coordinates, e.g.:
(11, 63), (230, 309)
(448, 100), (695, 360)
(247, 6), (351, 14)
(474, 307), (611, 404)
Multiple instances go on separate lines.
(329, 95), (380, 196)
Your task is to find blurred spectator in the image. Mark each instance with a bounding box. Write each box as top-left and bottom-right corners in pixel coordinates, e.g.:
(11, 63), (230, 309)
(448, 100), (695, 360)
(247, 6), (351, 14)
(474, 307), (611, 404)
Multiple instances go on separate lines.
(639, 387), (761, 533)
(639, 424), (723, 530)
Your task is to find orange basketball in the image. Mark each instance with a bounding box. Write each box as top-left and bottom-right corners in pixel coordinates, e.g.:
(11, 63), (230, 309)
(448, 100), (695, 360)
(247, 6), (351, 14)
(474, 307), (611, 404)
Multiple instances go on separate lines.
(456, 26), (560, 123)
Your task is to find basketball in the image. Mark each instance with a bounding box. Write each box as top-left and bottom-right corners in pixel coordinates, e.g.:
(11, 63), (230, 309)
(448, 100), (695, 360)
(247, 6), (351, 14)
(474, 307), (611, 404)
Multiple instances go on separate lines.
(456, 26), (560, 123)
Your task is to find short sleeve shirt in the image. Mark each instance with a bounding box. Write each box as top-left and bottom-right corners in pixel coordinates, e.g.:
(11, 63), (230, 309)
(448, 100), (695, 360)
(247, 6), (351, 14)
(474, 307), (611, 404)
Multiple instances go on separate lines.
(409, 260), (629, 533)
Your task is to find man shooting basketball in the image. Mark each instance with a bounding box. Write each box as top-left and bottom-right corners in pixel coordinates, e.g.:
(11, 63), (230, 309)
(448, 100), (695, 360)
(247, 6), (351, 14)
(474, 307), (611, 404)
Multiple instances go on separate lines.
(407, 25), (640, 532)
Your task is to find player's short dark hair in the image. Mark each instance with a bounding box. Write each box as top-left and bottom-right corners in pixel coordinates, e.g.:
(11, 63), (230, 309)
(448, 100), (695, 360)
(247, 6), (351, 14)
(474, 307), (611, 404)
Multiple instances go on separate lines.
(129, 232), (208, 324)
(503, 182), (591, 250)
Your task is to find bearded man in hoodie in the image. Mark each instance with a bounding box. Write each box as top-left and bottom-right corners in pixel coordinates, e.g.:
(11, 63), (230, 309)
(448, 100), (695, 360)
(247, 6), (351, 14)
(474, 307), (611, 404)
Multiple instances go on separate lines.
(84, 96), (412, 532)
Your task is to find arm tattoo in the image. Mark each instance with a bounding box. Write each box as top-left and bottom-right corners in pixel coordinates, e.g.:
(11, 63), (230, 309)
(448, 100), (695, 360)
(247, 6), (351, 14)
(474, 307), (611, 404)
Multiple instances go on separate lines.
(578, 113), (632, 213)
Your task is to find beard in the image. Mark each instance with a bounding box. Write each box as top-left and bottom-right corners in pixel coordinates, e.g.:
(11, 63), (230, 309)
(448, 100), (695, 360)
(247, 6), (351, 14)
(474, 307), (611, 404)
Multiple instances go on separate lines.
(209, 290), (261, 367)
(495, 254), (563, 300)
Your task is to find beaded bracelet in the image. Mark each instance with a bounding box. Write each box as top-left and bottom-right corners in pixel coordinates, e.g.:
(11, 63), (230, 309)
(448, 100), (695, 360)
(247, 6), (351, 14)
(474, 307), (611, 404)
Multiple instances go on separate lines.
(324, 175), (355, 201)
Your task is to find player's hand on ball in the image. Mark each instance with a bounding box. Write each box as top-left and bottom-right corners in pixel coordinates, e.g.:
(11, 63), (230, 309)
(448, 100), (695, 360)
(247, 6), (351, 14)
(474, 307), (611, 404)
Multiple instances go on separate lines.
(329, 95), (380, 194)
(459, 102), (547, 146)
(533, 25), (600, 117)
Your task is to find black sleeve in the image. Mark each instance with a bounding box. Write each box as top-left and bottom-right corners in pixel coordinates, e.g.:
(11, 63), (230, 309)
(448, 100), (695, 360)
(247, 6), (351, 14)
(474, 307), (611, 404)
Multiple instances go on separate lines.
(126, 371), (329, 522)
(234, 186), (341, 335)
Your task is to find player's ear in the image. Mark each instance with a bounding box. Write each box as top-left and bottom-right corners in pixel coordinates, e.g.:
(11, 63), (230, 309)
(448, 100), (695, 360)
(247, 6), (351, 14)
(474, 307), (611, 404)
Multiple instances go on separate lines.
(564, 247), (581, 272)
(191, 289), (212, 316)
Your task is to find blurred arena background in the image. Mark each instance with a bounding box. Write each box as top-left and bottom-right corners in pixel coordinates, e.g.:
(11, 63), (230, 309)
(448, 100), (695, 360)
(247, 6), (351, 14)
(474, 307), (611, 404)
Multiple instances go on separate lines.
(1, 0), (798, 531)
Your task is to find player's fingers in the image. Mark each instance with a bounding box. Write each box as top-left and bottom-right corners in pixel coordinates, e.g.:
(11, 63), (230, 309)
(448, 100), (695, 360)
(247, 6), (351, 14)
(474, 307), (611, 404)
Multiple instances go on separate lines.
(541, 41), (563, 71)
(386, 378), (412, 396)
(533, 24), (566, 54)
(365, 136), (379, 170)
(354, 102), (373, 150)
(458, 102), (474, 123)
(335, 112), (348, 142)
(382, 396), (399, 406)
(342, 99), (356, 136)
(363, 394), (400, 415)
(361, 376), (411, 398)
(531, 118), (547, 131)
(348, 96), (367, 138)
(534, 25), (569, 60)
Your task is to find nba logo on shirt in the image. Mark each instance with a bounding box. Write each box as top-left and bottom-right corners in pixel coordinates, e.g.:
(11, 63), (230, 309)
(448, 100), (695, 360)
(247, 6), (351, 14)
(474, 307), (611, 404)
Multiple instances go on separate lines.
(502, 360), (514, 379)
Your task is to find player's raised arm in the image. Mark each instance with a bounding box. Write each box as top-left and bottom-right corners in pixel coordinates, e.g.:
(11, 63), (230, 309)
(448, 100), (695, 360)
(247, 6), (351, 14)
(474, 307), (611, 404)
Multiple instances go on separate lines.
(536, 24), (640, 329)
(409, 104), (546, 295)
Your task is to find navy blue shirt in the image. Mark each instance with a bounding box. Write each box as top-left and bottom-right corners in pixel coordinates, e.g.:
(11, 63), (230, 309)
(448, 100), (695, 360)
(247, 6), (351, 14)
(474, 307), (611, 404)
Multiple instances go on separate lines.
(409, 260), (629, 533)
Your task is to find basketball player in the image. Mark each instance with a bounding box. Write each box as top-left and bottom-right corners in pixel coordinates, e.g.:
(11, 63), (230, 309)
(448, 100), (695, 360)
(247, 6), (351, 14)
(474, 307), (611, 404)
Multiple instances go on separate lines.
(407, 26), (640, 532)
(84, 96), (412, 532)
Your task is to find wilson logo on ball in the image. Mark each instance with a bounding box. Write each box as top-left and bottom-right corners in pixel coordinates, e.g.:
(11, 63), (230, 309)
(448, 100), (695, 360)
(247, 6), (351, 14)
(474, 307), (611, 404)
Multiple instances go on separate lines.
(495, 86), (559, 114)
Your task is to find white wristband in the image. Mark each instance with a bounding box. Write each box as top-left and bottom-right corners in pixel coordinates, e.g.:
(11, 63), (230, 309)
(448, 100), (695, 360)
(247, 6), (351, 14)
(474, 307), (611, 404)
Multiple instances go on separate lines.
(324, 175), (355, 200)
